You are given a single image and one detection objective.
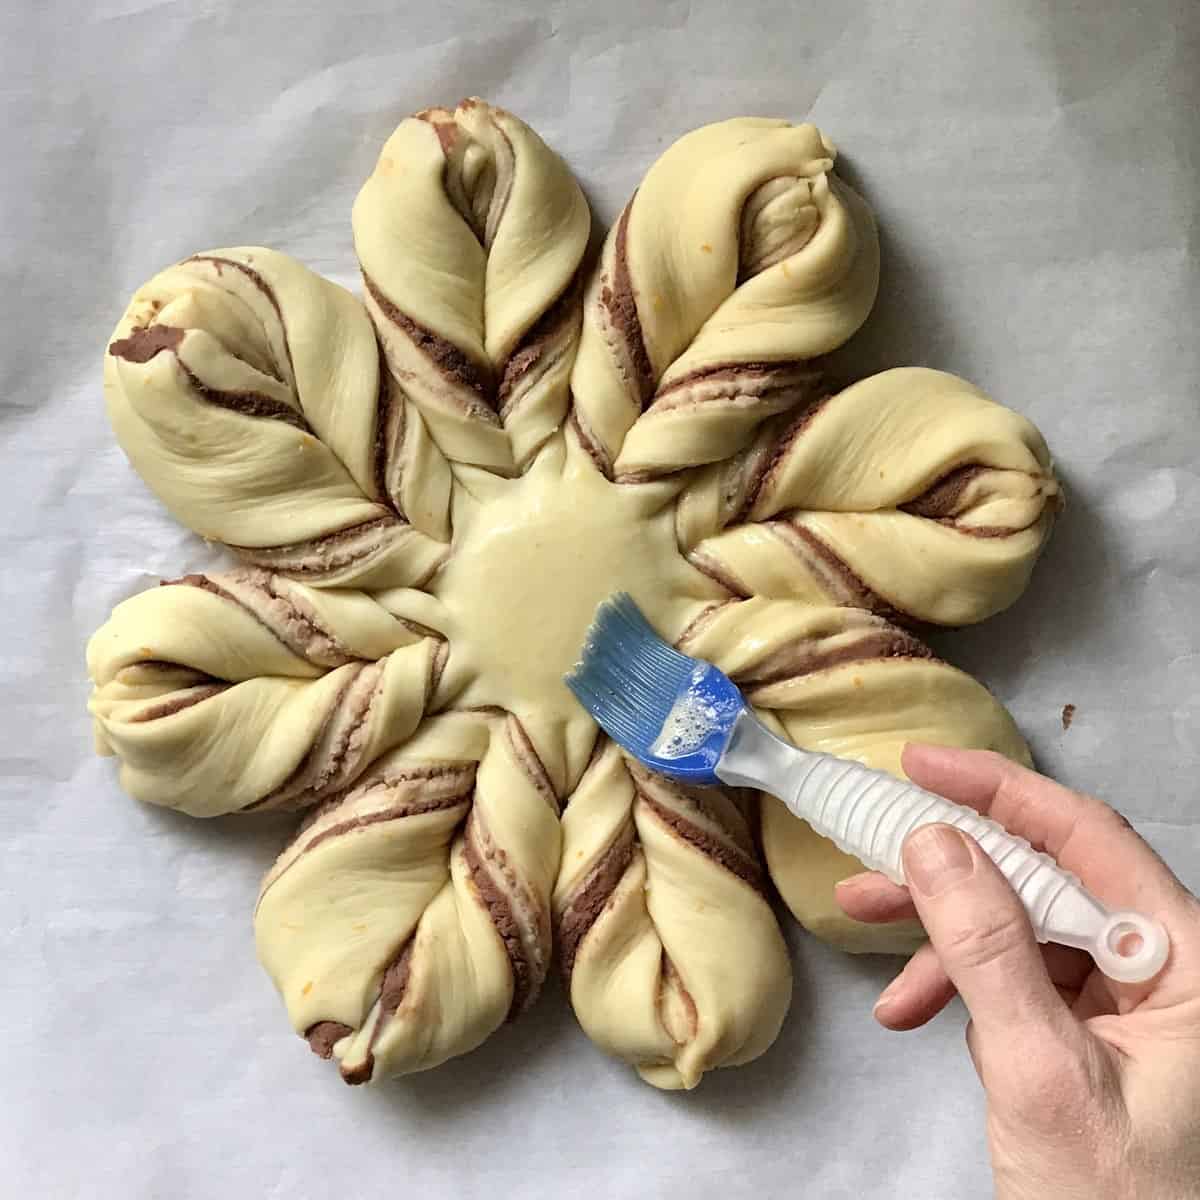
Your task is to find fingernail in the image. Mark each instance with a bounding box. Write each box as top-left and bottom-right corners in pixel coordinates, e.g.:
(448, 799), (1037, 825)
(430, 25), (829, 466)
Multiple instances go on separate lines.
(834, 872), (872, 893)
(904, 825), (974, 897)
(873, 975), (902, 1017)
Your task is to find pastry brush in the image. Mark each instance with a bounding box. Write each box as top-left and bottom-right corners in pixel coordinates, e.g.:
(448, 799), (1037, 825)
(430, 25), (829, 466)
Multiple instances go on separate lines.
(565, 593), (1169, 985)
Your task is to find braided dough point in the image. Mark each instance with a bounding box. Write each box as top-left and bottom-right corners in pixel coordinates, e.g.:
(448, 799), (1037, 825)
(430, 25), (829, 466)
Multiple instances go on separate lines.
(678, 368), (1060, 626)
(255, 711), (562, 1082)
(87, 571), (442, 816)
(680, 599), (1032, 952)
(554, 742), (791, 1089)
(354, 99), (590, 474)
(104, 249), (452, 588)
(570, 118), (879, 479)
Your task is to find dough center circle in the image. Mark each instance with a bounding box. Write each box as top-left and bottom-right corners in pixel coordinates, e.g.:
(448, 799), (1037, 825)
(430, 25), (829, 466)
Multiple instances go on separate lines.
(431, 432), (723, 766)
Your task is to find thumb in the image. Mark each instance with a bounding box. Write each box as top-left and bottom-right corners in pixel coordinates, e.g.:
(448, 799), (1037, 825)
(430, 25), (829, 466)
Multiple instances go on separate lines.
(902, 823), (1072, 1046)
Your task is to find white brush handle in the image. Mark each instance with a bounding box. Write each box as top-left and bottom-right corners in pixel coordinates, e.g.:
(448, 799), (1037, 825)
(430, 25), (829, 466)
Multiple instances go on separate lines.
(716, 715), (1169, 984)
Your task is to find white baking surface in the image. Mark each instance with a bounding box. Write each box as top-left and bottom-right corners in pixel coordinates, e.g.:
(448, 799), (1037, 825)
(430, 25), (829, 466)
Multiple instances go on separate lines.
(3, 1), (1198, 1195)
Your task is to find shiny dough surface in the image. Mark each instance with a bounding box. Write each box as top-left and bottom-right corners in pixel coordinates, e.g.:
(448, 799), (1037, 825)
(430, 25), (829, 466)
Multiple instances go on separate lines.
(88, 100), (1059, 1091)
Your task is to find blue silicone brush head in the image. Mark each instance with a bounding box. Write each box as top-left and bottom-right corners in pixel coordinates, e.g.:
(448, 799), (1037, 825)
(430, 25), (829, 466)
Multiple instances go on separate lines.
(564, 593), (745, 783)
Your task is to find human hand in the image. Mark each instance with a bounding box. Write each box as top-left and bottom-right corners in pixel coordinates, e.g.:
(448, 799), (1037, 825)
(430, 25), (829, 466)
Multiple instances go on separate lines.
(835, 744), (1200, 1200)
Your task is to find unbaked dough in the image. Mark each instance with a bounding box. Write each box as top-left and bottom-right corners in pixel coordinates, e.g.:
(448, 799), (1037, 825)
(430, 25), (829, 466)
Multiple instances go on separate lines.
(88, 99), (1059, 1090)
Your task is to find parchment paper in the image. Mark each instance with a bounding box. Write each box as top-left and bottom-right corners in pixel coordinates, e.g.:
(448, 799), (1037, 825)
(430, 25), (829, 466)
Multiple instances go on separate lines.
(3, 1), (1198, 1196)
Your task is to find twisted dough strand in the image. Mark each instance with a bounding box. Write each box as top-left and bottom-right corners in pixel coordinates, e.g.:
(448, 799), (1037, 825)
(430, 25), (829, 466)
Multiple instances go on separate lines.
(88, 570), (444, 817)
(570, 118), (879, 479)
(554, 741), (791, 1089)
(354, 99), (590, 473)
(255, 710), (562, 1083)
(676, 368), (1060, 626)
(104, 249), (453, 587)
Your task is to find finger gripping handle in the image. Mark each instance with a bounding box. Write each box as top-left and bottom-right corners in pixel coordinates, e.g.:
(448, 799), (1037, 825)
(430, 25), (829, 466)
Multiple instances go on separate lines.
(787, 752), (1169, 984)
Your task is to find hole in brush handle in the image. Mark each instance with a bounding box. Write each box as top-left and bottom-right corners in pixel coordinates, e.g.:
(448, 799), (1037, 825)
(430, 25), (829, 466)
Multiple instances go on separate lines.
(1091, 911), (1170, 984)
